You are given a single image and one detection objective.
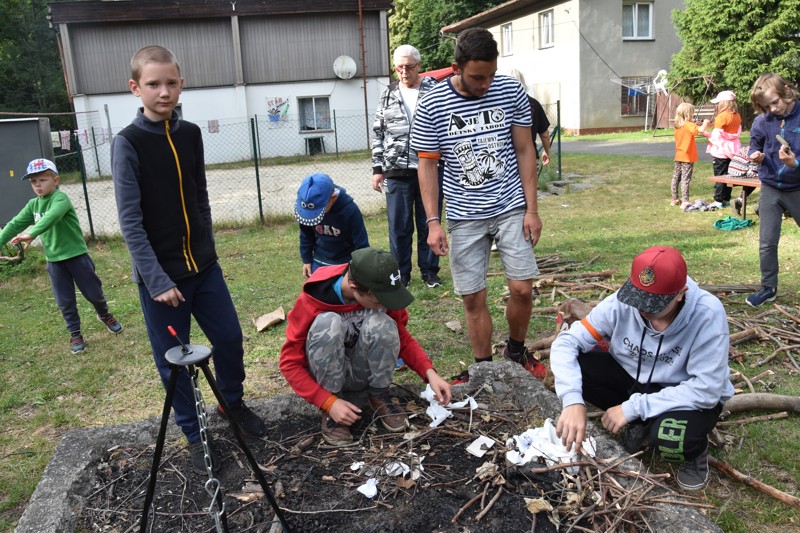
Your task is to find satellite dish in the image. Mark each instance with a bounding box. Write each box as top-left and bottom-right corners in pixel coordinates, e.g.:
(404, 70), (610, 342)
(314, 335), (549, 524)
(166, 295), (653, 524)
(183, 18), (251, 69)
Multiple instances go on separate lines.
(333, 55), (357, 80)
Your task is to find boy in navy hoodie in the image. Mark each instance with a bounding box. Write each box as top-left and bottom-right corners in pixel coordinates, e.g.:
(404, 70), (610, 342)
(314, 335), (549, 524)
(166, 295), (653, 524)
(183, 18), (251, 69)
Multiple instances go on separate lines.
(551, 246), (733, 491)
(295, 173), (369, 277)
(110, 45), (266, 473)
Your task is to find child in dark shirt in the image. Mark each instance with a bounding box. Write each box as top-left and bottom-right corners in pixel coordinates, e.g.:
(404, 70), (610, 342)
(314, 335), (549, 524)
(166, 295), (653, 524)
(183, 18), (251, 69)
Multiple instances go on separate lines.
(295, 173), (369, 278)
(110, 45), (266, 473)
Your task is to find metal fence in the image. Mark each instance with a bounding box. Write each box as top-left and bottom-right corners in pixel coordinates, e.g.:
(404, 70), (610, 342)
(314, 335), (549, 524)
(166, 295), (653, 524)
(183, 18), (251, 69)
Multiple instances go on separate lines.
(44, 102), (560, 238)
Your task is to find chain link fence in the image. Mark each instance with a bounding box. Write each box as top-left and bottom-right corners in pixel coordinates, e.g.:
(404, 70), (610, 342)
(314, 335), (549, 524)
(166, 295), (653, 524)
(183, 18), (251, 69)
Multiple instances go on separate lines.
(11, 102), (560, 239)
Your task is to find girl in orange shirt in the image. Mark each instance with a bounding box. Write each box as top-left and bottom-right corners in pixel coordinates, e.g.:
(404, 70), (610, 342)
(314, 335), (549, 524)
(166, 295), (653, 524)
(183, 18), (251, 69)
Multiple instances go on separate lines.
(673, 102), (699, 209)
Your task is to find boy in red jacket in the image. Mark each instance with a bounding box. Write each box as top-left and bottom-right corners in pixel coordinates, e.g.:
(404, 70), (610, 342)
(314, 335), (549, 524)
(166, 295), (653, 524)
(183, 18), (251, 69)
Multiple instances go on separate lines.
(280, 247), (451, 446)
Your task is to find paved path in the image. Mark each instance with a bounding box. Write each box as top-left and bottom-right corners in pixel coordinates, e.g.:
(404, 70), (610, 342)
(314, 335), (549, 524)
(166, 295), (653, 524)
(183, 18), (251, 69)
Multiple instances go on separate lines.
(559, 139), (713, 162)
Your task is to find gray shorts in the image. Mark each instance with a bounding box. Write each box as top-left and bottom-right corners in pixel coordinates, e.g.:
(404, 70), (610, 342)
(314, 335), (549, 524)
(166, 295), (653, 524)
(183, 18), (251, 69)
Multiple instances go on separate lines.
(447, 207), (539, 295)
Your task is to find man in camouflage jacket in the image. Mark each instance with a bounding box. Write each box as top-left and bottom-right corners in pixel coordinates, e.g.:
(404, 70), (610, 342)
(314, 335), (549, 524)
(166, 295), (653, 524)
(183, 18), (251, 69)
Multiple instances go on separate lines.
(371, 45), (443, 289)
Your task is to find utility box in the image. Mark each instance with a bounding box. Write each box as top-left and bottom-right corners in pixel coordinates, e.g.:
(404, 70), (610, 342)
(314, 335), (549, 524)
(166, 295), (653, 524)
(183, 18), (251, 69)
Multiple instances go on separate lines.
(0, 118), (55, 222)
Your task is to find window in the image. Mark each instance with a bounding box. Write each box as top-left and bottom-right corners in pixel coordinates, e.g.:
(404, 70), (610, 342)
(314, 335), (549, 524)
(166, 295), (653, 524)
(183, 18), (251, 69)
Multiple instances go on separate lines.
(622, 2), (652, 39)
(298, 96), (331, 131)
(539, 10), (554, 48)
(620, 76), (652, 116)
(501, 23), (513, 56)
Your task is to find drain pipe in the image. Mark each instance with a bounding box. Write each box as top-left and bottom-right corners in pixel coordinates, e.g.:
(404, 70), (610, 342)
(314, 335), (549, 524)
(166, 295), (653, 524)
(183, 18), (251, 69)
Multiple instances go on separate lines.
(358, 0), (370, 148)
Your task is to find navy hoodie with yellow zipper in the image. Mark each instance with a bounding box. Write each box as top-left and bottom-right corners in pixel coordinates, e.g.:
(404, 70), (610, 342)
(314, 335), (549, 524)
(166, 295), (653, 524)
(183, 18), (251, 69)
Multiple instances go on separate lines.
(111, 109), (217, 298)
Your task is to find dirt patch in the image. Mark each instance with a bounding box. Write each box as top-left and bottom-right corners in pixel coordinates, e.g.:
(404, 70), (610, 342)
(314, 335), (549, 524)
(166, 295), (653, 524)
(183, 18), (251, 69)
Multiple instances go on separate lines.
(77, 386), (560, 532)
(20, 363), (721, 533)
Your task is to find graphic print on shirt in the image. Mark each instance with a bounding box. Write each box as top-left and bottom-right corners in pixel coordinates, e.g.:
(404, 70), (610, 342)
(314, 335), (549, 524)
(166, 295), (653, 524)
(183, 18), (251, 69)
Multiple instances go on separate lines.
(448, 108), (507, 187)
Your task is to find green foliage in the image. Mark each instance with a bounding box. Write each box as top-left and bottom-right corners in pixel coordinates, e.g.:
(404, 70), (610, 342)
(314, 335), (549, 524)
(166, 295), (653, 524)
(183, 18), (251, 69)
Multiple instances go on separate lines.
(670, 0), (800, 103)
(0, 0), (70, 125)
(389, 0), (507, 71)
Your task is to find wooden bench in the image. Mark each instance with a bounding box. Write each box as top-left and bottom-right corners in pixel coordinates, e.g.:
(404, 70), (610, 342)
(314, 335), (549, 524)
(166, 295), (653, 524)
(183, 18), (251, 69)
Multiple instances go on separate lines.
(707, 175), (761, 219)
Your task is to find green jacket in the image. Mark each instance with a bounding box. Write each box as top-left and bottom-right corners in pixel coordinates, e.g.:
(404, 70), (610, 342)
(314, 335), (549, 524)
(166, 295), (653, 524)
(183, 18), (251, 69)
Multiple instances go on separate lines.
(0, 189), (87, 262)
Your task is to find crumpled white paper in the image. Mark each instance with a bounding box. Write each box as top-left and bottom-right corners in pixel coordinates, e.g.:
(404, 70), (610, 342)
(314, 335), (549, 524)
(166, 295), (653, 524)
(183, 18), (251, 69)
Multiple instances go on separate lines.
(420, 384), (478, 427)
(357, 478), (379, 498)
(505, 418), (596, 474)
(384, 462), (410, 476)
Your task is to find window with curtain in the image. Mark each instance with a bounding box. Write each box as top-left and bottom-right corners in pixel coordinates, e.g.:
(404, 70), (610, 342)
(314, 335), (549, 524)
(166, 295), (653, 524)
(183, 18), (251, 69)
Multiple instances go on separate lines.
(539, 10), (554, 48)
(622, 2), (652, 40)
(501, 23), (513, 56)
(298, 96), (331, 131)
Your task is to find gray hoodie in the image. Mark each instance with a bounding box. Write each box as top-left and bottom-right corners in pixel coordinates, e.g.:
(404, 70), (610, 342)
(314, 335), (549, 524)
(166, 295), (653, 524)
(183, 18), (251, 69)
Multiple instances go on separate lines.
(551, 277), (734, 421)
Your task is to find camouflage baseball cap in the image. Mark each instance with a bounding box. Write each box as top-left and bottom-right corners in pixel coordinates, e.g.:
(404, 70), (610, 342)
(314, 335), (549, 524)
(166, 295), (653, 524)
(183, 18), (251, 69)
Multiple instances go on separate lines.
(617, 246), (687, 314)
(349, 247), (413, 310)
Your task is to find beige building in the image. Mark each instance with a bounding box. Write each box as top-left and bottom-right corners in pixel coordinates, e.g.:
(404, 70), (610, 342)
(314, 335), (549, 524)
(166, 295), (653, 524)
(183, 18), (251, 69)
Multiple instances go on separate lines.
(443, 0), (685, 134)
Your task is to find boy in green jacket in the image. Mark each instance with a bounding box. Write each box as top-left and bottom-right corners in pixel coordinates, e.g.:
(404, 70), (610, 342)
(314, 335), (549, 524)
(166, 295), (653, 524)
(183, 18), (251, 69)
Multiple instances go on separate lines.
(0, 158), (122, 353)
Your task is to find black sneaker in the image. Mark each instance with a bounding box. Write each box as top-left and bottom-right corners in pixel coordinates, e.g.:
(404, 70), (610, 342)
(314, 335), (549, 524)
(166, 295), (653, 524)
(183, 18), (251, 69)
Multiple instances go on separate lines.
(422, 272), (442, 288)
(217, 401), (267, 438)
(401, 274), (411, 288)
(733, 197), (743, 216)
(676, 448), (709, 490)
(746, 286), (777, 307)
(189, 434), (219, 473)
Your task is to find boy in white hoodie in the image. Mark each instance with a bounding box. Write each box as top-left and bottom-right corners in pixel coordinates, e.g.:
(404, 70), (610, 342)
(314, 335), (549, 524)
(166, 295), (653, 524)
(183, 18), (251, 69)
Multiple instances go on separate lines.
(551, 246), (733, 491)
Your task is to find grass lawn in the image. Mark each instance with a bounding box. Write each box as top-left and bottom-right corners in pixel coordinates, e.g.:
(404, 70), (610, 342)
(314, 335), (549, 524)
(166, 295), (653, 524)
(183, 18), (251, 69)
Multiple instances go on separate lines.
(1, 151), (798, 532)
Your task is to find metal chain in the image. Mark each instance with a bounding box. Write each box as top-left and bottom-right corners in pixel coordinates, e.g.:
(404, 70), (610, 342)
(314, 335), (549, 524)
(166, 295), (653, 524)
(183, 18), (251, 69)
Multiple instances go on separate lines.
(191, 366), (225, 532)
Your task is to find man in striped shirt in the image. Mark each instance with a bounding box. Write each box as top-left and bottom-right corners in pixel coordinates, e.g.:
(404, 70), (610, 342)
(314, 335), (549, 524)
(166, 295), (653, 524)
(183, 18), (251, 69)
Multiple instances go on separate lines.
(410, 28), (545, 381)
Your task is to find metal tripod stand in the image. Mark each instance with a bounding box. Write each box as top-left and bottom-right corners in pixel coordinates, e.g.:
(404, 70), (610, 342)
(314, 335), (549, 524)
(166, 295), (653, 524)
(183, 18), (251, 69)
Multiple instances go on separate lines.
(139, 328), (291, 532)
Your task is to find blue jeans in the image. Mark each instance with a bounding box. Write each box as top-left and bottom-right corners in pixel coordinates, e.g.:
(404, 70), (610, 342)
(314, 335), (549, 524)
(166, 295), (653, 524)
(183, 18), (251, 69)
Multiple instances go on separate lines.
(138, 262), (245, 442)
(385, 168), (443, 278)
(46, 253), (109, 334)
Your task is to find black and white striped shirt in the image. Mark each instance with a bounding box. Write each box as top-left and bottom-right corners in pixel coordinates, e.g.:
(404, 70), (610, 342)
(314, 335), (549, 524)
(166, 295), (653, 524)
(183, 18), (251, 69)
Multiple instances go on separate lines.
(411, 74), (531, 220)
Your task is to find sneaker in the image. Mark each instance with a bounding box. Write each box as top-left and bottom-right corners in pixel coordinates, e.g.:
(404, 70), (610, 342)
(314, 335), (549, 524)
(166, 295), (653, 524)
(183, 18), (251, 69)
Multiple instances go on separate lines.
(189, 434), (219, 473)
(746, 286), (777, 307)
(490, 242), (498, 252)
(368, 392), (408, 432)
(733, 196), (743, 216)
(680, 201), (692, 210)
(217, 401), (267, 438)
(502, 345), (547, 380)
(97, 313), (123, 334)
(422, 272), (442, 288)
(450, 369), (470, 385)
(622, 421), (652, 454)
(709, 201), (723, 209)
(70, 333), (86, 354)
(676, 448), (709, 490)
(670, 199), (681, 206)
(401, 274), (411, 288)
(321, 411), (353, 446)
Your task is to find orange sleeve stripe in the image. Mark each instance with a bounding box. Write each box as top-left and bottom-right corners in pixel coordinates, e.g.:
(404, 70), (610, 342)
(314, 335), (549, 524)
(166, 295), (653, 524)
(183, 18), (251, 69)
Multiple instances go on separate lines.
(418, 151), (441, 160)
(580, 317), (604, 343)
(320, 394), (338, 413)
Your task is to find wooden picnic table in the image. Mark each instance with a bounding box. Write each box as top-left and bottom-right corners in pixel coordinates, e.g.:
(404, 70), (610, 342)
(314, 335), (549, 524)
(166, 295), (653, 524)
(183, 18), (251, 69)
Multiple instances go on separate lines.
(707, 175), (761, 219)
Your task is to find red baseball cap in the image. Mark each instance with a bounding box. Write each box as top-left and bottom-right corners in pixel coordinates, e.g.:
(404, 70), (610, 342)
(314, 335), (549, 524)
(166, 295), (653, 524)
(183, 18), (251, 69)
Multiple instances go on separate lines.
(617, 246), (687, 313)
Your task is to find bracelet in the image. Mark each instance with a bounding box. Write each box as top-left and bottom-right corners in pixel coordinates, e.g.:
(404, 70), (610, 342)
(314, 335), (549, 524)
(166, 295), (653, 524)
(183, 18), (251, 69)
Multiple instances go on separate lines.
(425, 216), (440, 224)
(526, 210), (539, 215)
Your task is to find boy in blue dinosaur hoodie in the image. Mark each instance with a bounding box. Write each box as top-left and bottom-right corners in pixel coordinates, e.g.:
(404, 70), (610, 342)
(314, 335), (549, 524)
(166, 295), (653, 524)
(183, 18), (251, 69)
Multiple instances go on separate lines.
(295, 173), (369, 278)
(550, 246), (733, 491)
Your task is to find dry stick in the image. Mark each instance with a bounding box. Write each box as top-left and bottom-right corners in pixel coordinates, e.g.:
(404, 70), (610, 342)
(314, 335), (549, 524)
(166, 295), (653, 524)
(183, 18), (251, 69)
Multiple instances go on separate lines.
(757, 344), (800, 366)
(648, 498), (717, 509)
(451, 493), (482, 523)
(475, 486), (504, 521)
(774, 304), (800, 325)
(729, 327), (759, 345)
(708, 455), (800, 508)
(716, 411), (789, 427)
(737, 371), (756, 394)
(723, 392), (800, 415)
